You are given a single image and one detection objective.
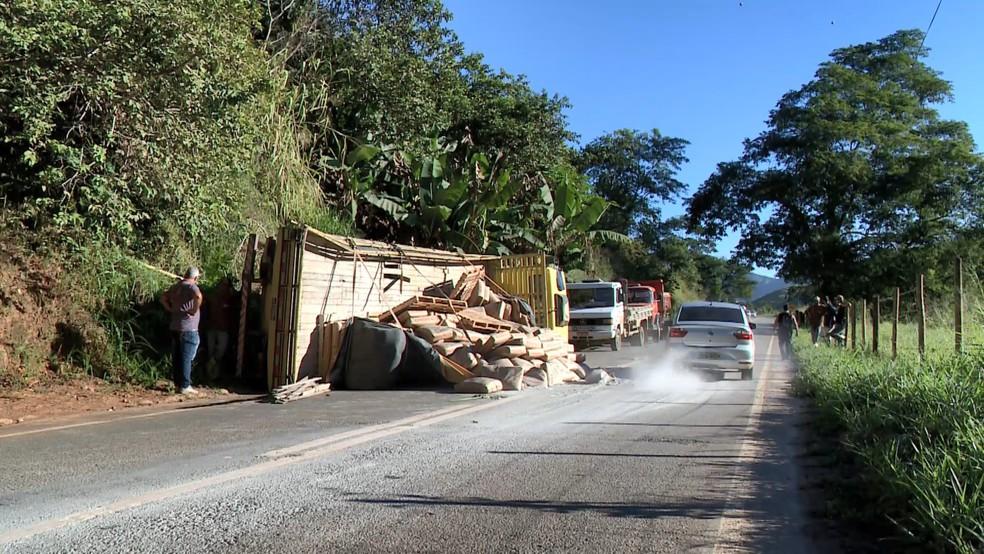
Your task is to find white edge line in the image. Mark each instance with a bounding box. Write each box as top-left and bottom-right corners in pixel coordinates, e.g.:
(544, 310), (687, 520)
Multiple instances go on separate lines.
(0, 399), (262, 441)
(712, 334), (777, 554)
(0, 395), (521, 545)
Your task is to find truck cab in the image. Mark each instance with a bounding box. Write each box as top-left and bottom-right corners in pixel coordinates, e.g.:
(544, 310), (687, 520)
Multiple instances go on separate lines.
(627, 284), (660, 338)
(629, 279), (672, 339)
(568, 281), (625, 350)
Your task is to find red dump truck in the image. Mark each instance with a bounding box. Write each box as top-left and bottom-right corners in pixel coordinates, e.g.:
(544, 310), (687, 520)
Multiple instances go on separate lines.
(625, 279), (673, 341)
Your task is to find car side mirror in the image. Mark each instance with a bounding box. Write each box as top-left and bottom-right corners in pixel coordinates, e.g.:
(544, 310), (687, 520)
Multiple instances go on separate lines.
(749, 323), (757, 330)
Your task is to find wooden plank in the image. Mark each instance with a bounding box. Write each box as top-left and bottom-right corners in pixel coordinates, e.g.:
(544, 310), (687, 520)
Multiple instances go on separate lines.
(236, 233), (257, 378)
(325, 321), (337, 379)
(272, 376), (319, 396)
(439, 354), (475, 384)
(411, 296), (468, 313)
(291, 383), (332, 401)
(376, 296), (420, 322)
(327, 320), (348, 373)
(316, 315), (326, 378)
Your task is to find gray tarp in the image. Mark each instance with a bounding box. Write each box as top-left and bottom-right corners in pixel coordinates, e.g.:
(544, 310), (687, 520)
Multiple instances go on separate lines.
(330, 318), (444, 390)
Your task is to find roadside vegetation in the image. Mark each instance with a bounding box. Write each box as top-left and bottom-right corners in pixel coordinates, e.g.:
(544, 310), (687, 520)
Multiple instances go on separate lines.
(0, 0), (751, 387)
(795, 308), (984, 552)
(692, 27), (984, 552)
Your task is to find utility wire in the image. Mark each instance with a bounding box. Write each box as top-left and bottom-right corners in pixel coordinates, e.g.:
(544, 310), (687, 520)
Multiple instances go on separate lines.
(921, 0), (944, 48)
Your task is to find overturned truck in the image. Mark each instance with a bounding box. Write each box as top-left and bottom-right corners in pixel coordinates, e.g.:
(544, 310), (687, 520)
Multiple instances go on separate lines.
(259, 226), (581, 393)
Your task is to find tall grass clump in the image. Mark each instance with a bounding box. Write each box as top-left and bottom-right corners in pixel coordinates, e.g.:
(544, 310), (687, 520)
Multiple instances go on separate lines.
(796, 330), (984, 553)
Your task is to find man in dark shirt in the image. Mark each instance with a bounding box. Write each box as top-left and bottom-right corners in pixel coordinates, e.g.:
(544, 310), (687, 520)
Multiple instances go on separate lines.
(161, 267), (204, 394)
(774, 304), (799, 360)
(205, 277), (236, 378)
(804, 296), (827, 346)
(828, 295), (848, 347)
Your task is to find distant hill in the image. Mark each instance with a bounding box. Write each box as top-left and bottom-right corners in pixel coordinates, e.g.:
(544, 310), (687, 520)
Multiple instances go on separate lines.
(747, 273), (788, 301)
(752, 287), (791, 310)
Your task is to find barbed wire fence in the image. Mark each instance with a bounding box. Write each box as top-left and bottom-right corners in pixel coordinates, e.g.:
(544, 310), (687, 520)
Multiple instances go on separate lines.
(841, 257), (979, 359)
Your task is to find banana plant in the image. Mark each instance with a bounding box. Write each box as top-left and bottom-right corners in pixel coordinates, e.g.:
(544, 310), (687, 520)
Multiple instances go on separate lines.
(538, 164), (630, 262)
(338, 141), (409, 223)
(334, 135), (622, 259)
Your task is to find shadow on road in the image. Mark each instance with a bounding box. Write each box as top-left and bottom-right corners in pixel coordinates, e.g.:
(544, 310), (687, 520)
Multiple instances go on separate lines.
(563, 421), (749, 428)
(352, 493), (731, 521)
(355, 320), (844, 552)
(486, 450), (753, 460)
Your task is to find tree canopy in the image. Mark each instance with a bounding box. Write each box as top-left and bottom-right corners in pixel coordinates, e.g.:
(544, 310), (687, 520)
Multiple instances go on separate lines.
(687, 29), (982, 298)
(573, 130), (751, 300)
(1, 0), (781, 303)
(576, 129), (689, 237)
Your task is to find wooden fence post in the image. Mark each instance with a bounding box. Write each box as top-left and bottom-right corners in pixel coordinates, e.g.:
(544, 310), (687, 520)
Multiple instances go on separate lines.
(860, 298), (867, 349)
(918, 274), (926, 358)
(850, 302), (857, 349)
(872, 296), (880, 354)
(892, 287), (900, 360)
(955, 257), (963, 355)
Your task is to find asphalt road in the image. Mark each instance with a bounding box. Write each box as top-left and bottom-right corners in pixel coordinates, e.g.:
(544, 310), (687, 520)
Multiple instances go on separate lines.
(0, 319), (821, 553)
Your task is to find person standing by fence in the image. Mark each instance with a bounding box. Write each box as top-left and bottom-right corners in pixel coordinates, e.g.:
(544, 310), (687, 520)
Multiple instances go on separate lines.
(804, 296), (827, 346)
(161, 267), (204, 394)
(775, 304), (799, 360)
(828, 295), (848, 347)
(204, 276), (237, 379)
(822, 296), (836, 344)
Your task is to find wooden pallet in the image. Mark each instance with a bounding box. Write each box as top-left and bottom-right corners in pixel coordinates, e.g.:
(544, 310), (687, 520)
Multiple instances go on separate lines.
(457, 307), (514, 333)
(377, 295), (467, 322)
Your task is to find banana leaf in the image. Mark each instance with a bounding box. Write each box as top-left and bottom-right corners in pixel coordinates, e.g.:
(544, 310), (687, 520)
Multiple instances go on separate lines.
(346, 144), (381, 166)
(572, 196), (610, 232)
(363, 190), (408, 221)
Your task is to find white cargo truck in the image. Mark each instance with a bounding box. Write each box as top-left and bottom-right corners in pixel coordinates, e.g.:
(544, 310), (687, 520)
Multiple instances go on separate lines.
(567, 280), (653, 351)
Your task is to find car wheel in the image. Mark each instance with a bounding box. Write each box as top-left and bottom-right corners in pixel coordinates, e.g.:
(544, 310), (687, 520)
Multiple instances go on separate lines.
(741, 368), (753, 381)
(611, 333), (622, 351)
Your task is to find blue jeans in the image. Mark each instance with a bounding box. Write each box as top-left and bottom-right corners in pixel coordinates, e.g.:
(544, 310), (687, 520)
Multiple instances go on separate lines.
(171, 331), (200, 389)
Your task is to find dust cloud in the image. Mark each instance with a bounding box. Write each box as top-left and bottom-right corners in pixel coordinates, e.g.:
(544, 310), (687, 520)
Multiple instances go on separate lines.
(621, 347), (704, 393)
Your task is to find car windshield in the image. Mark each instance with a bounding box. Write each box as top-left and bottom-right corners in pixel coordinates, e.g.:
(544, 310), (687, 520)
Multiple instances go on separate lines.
(627, 288), (653, 304)
(570, 287), (615, 309)
(678, 306), (744, 324)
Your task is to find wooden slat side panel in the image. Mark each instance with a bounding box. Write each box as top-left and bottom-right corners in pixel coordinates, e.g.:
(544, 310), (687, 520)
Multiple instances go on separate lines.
(292, 248), (472, 379)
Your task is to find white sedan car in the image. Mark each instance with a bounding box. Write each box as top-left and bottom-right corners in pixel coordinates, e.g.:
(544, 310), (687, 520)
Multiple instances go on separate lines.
(668, 301), (756, 380)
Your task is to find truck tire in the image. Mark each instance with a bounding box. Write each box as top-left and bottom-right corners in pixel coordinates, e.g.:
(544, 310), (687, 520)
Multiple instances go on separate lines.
(631, 328), (646, 347)
(741, 368), (753, 381)
(611, 333), (622, 351)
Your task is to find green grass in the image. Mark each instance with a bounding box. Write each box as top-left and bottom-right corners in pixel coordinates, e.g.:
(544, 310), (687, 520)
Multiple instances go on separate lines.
(795, 323), (984, 552)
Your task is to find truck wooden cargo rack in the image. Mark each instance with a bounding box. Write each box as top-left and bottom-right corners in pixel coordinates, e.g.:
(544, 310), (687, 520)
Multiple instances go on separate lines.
(261, 225), (497, 390)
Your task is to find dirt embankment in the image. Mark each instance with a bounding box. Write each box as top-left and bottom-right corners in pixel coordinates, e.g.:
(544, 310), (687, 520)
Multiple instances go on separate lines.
(0, 241), (100, 386)
(0, 240), (233, 425)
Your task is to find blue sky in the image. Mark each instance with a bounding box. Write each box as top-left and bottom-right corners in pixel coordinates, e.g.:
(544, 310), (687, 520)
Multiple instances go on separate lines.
(443, 0), (983, 277)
